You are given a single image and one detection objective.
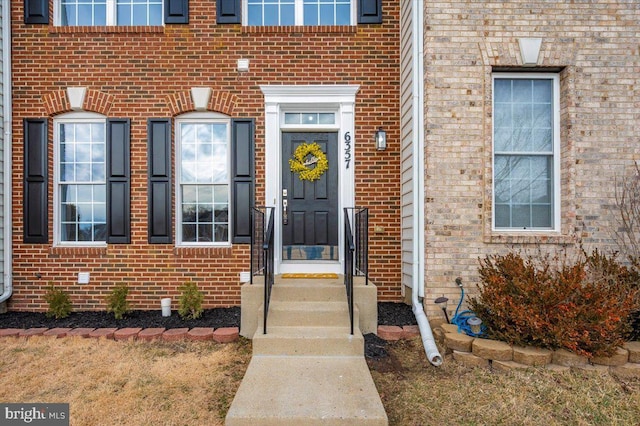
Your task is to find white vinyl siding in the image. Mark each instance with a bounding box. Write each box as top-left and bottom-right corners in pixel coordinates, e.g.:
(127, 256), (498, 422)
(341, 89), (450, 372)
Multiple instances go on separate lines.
(399, 0), (416, 292)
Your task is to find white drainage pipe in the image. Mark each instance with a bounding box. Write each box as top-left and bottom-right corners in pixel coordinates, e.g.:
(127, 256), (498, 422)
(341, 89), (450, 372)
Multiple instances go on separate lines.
(412, 290), (443, 366)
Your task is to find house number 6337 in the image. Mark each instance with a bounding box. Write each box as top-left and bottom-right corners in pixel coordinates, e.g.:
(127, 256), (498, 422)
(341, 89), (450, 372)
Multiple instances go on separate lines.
(344, 132), (352, 169)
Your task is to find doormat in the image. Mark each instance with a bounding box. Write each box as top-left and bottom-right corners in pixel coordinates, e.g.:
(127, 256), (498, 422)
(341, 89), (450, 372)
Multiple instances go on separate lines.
(281, 273), (339, 279)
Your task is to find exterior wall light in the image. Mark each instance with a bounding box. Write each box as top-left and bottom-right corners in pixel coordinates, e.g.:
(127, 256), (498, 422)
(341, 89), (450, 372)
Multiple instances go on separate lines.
(375, 127), (387, 151)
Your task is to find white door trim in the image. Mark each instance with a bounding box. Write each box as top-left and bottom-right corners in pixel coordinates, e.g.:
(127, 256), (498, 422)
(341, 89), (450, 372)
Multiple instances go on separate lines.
(261, 85), (360, 274)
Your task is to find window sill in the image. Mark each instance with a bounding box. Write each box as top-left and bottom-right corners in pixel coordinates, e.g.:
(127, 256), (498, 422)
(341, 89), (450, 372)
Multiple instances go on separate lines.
(49, 25), (165, 34)
(173, 246), (233, 258)
(242, 25), (356, 34)
(484, 232), (578, 245)
(50, 246), (108, 257)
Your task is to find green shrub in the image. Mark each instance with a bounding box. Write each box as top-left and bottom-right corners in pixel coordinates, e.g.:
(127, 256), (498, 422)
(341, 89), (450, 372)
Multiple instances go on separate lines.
(44, 284), (72, 319)
(106, 283), (131, 320)
(178, 281), (204, 320)
(469, 250), (640, 358)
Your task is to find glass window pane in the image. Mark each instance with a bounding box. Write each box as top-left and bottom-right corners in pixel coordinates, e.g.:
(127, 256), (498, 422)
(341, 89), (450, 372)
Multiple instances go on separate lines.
(532, 205), (552, 228)
(533, 128), (552, 152)
(304, 4), (318, 25)
(533, 104), (552, 130)
(149, 4), (162, 25)
(494, 103), (512, 131)
(495, 204), (510, 228)
(133, 4), (147, 25)
(494, 127), (511, 152)
(336, 4), (350, 25)
(215, 224), (229, 242)
(94, 224), (107, 241)
(248, 4), (262, 25)
(198, 224), (213, 242)
(320, 4), (334, 25)
(513, 80), (532, 103)
(494, 80), (511, 103)
(264, 4), (278, 25)
(511, 128), (532, 152)
(285, 113), (301, 124)
(512, 205), (530, 228)
(533, 80), (552, 103)
(182, 224), (196, 242)
(513, 103), (532, 128)
(319, 113), (335, 124)
(214, 185), (228, 203)
(77, 5), (93, 25)
(117, 5), (132, 25)
(214, 204), (228, 222)
(281, 4), (295, 25)
(198, 186), (213, 203)
(198, 205), (213, 222)
(182, 203), (197, 222)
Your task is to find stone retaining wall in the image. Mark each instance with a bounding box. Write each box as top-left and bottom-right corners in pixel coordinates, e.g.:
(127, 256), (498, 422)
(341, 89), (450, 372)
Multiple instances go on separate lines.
(434, 323), (640, 378)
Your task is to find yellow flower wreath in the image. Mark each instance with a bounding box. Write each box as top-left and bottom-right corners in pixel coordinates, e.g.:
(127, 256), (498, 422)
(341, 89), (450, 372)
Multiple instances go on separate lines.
(288, 142), (329, 182)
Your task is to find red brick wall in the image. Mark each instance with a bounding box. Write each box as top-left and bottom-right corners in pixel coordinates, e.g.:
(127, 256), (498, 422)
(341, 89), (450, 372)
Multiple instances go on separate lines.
(10, 1), (402, 310)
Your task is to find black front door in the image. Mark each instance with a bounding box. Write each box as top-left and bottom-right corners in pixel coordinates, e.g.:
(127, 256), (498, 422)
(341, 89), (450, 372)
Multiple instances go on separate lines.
(282, 132), (338, 261)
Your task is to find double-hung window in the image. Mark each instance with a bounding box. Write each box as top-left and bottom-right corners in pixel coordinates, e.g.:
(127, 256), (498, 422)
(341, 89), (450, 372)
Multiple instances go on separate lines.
(56, 0), (163, 26)
(246, 0), (353, 26)
(493, 73), (560, 231)
(55, 115), (107, 244)
(176, 117), (230, 245)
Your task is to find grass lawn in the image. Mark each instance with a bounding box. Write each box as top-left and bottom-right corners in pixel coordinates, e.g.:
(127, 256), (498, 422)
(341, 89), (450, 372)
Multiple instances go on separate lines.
(1, 336), (639, 425)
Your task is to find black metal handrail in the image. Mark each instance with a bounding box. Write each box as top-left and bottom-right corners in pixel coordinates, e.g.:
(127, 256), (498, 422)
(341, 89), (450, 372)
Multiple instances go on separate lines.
(250, 206), (275, 334)
(344, 207), (369, 335)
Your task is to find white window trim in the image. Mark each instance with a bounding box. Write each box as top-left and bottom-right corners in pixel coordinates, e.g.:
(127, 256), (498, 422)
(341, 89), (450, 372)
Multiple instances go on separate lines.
(175, 115), (232, 247)
(54, 0), (164, 26)
(491, 72), (561, 232)
(261, 84), (359, 274)
(53, 112), (108, 247)
(242, 0), (356, 26)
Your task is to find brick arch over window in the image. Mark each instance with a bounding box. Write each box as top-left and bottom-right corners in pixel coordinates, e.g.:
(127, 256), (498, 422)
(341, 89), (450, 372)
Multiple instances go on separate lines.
(42, 89), (115, 116)
(166, 89), (237, 117)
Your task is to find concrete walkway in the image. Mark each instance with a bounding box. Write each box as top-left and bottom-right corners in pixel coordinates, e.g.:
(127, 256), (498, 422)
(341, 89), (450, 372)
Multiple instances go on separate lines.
(225, 278), (388, 425)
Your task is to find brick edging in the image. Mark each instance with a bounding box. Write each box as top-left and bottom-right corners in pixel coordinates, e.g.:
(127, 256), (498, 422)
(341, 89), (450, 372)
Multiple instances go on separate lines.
(0, 326), (240, 343)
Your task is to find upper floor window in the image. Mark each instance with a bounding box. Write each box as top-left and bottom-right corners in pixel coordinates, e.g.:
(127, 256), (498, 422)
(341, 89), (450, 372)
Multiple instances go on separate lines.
(492, 73), (560, 231)
(57, 0), (163, 26)
(55, 115), (107, 244)
(246, 0), (353, 26)
(176, 116), (231, 245)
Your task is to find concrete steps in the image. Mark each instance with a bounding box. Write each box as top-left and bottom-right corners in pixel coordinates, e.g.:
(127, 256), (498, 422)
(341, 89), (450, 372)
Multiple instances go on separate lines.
(226, 277), (387, 425)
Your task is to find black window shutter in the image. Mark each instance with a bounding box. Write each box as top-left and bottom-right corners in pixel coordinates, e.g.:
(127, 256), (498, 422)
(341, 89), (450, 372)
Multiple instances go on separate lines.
(358, 0), (382, 24)
(217, 0), (241, 24)
(147, 119), (172, 244)
(231, 119), (254, 244)
(24, 0), (49, 24)
(106, 119), (131, 244)
(23, 119), (48, 243)
(165, 0), (189, 24)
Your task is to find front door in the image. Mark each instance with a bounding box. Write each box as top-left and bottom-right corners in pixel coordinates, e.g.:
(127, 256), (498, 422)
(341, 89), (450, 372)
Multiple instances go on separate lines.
(282, 132), (339, 262)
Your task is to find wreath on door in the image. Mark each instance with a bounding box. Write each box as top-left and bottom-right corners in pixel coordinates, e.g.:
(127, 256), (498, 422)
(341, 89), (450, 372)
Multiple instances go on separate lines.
(289, 142), (329, 182)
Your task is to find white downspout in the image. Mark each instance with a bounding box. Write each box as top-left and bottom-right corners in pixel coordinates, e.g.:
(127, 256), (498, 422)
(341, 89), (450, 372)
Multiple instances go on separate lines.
(411, 0), (442, 366)
(0, 0), (12, 304)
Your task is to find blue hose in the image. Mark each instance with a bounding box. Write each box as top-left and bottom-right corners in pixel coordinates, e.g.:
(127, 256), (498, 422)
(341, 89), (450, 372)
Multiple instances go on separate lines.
(450, 285), (486, 338)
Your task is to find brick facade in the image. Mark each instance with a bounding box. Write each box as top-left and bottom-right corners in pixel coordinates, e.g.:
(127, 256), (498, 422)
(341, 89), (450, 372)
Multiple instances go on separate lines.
(422, 1), (640, 314)
(10, 1), (402, 310)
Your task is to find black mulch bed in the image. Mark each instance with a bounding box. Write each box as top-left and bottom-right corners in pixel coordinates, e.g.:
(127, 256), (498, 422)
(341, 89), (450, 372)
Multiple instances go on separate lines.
(0, 302), (416, 359)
